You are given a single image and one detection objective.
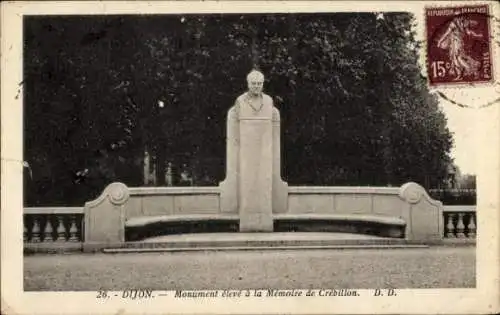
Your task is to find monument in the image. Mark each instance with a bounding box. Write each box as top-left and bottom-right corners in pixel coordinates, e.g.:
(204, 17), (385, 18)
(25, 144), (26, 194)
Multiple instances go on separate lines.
(83, 70), (444, 249)
(219, 70), (288, 232)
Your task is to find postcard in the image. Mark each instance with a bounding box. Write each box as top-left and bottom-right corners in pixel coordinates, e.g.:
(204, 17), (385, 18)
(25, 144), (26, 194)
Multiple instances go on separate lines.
(1, 1), (499, 314)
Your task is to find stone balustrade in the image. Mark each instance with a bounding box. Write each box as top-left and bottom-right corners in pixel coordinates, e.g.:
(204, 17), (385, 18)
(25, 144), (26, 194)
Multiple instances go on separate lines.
(443, 205), (476, 239)
(24, 207), (84, 243)
(23, 204), (476, 244)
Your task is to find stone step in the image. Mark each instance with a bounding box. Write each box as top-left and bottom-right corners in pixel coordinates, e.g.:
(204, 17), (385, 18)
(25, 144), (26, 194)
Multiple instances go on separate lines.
(102, 244), (429, 253)
(97, 232), (437, 253)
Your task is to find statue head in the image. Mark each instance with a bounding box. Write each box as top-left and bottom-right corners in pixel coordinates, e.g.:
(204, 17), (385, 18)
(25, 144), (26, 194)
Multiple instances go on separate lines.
(246, 70), (265, 96)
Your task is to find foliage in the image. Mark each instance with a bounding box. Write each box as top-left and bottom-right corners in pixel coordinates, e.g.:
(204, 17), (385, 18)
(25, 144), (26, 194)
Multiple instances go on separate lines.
(428, 189), (476, 205)
(23, 13), (453, 205)
(458, 174), (476, 189)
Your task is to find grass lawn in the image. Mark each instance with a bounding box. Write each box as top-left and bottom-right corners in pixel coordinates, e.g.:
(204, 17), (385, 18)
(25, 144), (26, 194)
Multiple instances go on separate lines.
(24, 247), (475, 291)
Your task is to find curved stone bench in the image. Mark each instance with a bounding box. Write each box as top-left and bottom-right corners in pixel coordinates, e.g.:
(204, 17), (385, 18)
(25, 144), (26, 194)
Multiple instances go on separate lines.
(126, 213), (404, 228)
(125, 213), (406, 240)
(126, 214), (239, 227)
(274, 213), (406, 238)
(274, 213), (405, 225)
(125, 214), (240, 241)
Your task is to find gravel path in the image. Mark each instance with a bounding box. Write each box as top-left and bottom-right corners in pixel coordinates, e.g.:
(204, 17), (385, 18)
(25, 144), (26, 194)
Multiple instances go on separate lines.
(24, 247), (475, 291)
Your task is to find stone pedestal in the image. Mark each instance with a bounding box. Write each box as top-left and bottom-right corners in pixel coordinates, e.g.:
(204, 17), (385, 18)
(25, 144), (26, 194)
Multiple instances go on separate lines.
(219, 93), (288, 232)
(239, 117), (274, 231)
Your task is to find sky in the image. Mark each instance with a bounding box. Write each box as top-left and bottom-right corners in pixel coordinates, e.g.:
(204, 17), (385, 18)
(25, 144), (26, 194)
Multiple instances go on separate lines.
(439, 96), (478, 175)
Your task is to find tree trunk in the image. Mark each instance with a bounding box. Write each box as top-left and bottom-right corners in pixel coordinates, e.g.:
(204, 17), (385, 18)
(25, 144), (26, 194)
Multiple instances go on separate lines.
(156, 143), (167, 186)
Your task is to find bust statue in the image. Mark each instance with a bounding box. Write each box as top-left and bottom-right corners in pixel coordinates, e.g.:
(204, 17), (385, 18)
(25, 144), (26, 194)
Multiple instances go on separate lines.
(235, 70), (273, 119)
(219, 70), (288, 231)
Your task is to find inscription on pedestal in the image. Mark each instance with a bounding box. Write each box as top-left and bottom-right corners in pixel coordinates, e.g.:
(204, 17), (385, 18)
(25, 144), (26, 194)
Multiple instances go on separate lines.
(239, 114), (274, 232)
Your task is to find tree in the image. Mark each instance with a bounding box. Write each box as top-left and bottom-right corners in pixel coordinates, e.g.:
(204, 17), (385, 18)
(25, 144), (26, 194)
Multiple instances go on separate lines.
(23, 12), (453, 206)
(458, 174), (476, 189)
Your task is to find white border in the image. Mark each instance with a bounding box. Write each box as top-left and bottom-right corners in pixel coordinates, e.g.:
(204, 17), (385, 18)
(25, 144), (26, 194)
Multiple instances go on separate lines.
(2, 1), (499, 314)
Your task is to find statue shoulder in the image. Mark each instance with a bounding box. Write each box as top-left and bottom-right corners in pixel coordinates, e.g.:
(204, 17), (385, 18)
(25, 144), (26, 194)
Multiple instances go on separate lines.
(263, 93), (274, 104)
(228, 95), (244, 118)
(231, 93), (246, 112)
(235, 93), (248, 104)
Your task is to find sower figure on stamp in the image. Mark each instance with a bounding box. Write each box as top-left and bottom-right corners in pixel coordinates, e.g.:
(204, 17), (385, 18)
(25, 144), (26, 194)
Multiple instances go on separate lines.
(436, 16), (483, 80)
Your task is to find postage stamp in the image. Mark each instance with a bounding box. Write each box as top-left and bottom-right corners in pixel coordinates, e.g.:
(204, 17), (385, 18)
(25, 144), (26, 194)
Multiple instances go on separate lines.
(425, 4), (493, 86)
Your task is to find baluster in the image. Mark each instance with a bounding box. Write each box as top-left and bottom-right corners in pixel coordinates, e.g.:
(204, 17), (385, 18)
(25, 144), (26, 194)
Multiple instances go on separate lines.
(467, 214), (476, 238)
(31, 217), (41, 242)
(456, 213), (466, 238)
(69, 216), (79, 242)
(56, 215), (66, 242)
(43, 216), (54, 242)
(446, 213), (455, 238)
